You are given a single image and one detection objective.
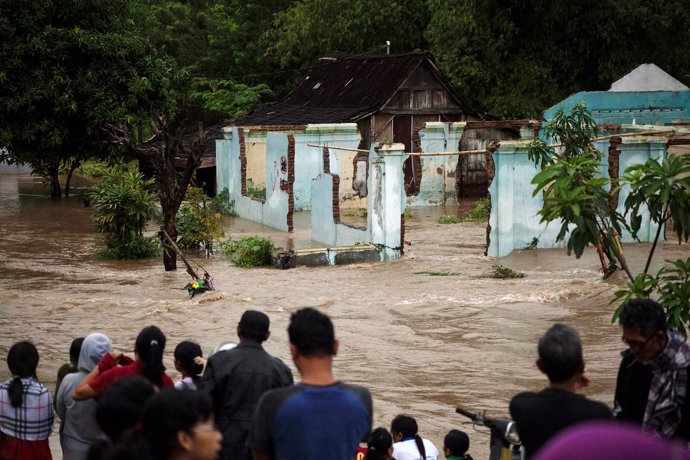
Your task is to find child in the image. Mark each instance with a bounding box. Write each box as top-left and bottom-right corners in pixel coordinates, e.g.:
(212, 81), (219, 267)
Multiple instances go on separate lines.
(173, 341), (204, 390)
(391, 414), (439, 460)
(0, 341), (54, 460)
(54, 337), (84, 397)
(365, 427), (394, 460)
(443, 429), (473, 460)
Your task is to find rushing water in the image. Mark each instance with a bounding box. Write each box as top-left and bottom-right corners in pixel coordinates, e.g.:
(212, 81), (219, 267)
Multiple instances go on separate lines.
(1, 173), (689, 459)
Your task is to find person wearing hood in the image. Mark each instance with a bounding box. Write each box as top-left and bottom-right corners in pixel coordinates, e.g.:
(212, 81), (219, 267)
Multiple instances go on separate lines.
(56, 332), (112, 460)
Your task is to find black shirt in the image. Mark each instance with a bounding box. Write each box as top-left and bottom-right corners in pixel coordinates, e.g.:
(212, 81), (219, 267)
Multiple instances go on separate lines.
(203, 340), (294, 460)
(509, 387), (612, 458)
(614, 349), (690, 440)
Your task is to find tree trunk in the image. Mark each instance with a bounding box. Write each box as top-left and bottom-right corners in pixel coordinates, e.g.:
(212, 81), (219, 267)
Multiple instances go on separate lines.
(64, 160), (80, 198)
(49, 165), (62, 198)
(161, 215), (178, 271)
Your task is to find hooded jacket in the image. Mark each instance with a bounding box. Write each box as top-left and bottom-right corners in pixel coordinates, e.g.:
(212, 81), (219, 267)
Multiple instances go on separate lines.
(56, 333), (112, 459)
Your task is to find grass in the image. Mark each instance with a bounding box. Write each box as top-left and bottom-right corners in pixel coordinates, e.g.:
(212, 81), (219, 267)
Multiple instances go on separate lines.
(438, 215), (459, 224)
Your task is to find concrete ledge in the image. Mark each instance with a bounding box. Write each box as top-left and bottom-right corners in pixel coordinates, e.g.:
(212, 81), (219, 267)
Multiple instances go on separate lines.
(273, 244), (382, 268)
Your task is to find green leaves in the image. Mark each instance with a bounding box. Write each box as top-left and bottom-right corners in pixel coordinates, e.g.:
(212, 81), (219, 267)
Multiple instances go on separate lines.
(89, 166), (159, 259)
(220, 236), (274, 268)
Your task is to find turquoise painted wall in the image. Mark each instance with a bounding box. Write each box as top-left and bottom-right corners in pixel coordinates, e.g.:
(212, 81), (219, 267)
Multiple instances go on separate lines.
(487, 136), (668, 257)
(544, 91), (690, 126)
(410, 122), (466, 206)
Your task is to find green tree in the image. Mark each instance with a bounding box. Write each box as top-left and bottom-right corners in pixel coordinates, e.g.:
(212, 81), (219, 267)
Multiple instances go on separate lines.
(107, 105), (225, 271)
(134, 0), (280, 117)
(266, 0), (429, 91)
(89, 166), (160, 259)
(425, 0), (690, 118)
(0, 0), (175, 197)
(176, 186), (225, 255)
(527, 104), (690, 329)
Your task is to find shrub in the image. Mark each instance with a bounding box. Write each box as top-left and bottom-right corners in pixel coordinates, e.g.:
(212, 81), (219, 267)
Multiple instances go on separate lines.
(463, 196), (490, 222)
(176, 187), (225, 254)
(221, 236), (274, 268)
(89, 166), (159, 259)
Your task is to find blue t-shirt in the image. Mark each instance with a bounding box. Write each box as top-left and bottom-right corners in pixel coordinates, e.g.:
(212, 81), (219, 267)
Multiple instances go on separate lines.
(248, 381), (372, 460)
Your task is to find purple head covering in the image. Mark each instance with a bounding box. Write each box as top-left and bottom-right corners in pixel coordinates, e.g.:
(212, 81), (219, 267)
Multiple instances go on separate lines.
(534, 421), (690, 460)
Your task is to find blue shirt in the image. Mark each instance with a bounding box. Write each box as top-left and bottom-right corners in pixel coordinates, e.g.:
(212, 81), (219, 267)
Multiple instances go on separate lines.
(249, 381), (372, 460)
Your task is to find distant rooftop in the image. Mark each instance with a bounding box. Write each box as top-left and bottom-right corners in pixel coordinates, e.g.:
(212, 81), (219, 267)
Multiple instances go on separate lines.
(610, 63), (689, 92)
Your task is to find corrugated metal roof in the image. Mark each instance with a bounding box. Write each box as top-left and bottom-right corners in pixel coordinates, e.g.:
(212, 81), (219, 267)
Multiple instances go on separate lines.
(236, 52), (473, 126)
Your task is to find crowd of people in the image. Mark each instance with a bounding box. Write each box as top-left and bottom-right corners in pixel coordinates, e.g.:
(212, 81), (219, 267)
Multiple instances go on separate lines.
(0, 300), (689, 460)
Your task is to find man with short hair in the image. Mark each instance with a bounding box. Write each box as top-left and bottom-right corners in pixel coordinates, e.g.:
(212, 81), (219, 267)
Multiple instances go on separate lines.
(615, 298), (690, 441)
(248, 307), (372, 460)
(509, 324), (611, 458)
(203, 310), (293, 460)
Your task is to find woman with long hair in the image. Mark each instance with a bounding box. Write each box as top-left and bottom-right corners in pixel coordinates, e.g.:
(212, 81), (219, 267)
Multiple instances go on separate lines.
(73, 325), (173, 400)
(390, 414), (439, 460)
(0, 341), (54, 460)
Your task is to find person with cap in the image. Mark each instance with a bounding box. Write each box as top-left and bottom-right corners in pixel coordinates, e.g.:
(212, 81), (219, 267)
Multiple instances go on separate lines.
(203, 309), (293, 460)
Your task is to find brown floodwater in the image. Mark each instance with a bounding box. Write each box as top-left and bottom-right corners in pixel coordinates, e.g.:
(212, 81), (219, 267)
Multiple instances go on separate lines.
(1, 173), (689, 459)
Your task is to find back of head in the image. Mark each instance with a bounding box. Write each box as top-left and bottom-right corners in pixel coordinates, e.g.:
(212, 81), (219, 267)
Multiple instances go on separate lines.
(367, 427), (393, 460)
(135, 325), (166, 387)
(444, 429), (470, 457)
(7, 341), (39, 407)
(238, 310), (270, 342)
(79, 333), (113, 373)
(391, 415), (425, 459)
(288, 307), (335, 357)
(619, 299), (667, 337)
(174, 341), (203, 378)
(70, 337), (85, 366)
(390, 414), (417, 438)
(142, 388), (213, 460)
(538, 324), (583, 383)
(96, 376), (155, 443)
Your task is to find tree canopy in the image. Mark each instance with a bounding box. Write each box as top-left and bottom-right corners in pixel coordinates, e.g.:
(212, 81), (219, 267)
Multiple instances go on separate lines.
(0, 0), (176, 196)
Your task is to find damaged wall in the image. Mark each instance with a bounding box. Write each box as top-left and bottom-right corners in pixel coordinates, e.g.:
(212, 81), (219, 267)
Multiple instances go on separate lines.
(487, 132), (671, 257)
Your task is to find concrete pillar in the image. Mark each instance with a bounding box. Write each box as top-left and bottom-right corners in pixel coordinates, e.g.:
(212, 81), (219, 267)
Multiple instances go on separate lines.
(368, 143), (407, 260)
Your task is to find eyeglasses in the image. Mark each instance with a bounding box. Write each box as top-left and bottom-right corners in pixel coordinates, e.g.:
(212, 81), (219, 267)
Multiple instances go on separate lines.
(621, 334), (654, 351)
(190, 423), (218, 434)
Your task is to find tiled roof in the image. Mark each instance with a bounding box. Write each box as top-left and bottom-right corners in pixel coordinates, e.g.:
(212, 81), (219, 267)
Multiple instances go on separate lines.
(236, 52), (473, 126)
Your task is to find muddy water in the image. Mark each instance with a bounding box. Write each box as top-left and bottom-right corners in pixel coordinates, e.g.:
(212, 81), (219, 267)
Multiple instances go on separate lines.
(1, 173), (689, 459)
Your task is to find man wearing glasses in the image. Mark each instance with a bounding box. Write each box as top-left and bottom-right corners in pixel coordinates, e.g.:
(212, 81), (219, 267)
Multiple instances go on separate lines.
(615, 299), (690, 441)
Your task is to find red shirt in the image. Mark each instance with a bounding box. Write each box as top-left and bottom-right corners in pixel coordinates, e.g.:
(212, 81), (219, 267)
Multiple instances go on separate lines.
(90, 354), (174, 394)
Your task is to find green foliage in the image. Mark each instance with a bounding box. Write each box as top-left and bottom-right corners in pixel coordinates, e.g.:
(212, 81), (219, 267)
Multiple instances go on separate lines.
(529, 104), (690, 329)
(89, 166), (160, 259)
(527, 104), (623, 259)
(246, 179), (266, 200)
(220, 236), (274, 268)
(214, 188), (237, 216)
(176, 187), (225, 253)
(425, 0), (690, 118)
(438, 215), (459, 224)
(267, 0), (428, 70)
(0, 0), (177, 196)
(482, 265), (526, 279)
(189, 78), (274, 118)
(463, 197), (490, 222)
